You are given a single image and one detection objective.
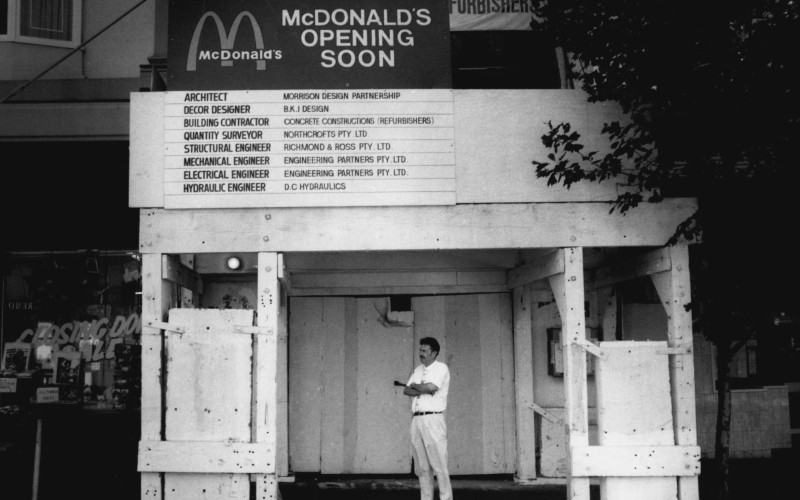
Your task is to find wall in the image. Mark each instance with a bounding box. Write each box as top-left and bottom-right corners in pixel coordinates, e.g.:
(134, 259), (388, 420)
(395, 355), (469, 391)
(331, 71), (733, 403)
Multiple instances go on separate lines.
(83, 0), (156, 79)
(532, 301), (599, 477)
(0, 43), (83, 80)
(288, 293), (516, 475)
(1, 0), (155, 82)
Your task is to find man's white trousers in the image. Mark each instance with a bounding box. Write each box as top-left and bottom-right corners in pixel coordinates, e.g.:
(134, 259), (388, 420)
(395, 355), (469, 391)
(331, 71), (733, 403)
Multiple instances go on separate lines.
(410, 413), (452, 500)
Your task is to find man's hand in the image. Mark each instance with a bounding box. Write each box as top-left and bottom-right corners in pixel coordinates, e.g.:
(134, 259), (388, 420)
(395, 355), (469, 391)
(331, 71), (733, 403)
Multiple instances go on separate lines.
(409, 382), (438, 395)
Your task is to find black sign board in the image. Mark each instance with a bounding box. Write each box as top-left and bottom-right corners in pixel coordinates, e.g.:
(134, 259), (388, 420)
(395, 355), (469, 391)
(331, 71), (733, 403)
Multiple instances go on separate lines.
(168, 0), (452, 91)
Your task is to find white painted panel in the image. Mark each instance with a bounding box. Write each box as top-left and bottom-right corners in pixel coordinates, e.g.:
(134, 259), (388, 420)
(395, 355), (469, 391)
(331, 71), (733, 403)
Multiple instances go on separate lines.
(413, 293), (515, 475)
(479, 294), (514, 473)
(162, 309), (254, 500)
(165, 474), (248, 500)
(353, 298), (414, 473)
(571, 445), (701, 477)
(320, 298), (346, 474)
(287, 297), (324, 471)
(453, 90), (620, 204)
(596, 341), (676, 500)
(139, 441), (272, 473)
(165, 309), (254, 443)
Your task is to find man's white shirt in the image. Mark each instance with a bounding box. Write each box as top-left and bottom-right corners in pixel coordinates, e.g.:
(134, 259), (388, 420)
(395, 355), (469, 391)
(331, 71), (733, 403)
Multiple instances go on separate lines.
(407, 360), (450, 412)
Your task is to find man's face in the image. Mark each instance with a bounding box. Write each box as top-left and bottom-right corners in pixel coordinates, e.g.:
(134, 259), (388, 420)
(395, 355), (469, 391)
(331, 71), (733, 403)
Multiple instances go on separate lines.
(419, 344), (437, 367)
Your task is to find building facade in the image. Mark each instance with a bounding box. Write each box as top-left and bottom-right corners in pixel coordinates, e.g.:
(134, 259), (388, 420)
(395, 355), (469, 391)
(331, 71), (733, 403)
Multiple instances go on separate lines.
(1, 2), (796, 500)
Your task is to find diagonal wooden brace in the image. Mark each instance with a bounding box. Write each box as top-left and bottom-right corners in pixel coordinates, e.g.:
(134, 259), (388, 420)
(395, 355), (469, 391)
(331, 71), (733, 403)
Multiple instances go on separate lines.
(142, 319), (185, 334)
(572, 335), (609, 360)
(530, 403), (565, 426)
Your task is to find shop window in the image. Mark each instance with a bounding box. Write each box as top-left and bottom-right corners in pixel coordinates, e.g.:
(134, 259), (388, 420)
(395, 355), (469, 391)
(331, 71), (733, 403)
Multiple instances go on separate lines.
(450, 31), (560, 89)
(1, 1), (8, 36)
(0, 0), (81, 47)
(1, 252), (142, 409)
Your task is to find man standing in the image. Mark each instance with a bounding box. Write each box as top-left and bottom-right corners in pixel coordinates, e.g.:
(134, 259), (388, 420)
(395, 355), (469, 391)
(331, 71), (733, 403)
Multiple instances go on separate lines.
(404, 337), (452, 500)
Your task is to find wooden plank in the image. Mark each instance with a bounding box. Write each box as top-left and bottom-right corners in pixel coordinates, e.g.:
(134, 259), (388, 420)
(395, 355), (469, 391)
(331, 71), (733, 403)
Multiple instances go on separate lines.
(276, 291), (289, 478)
(139, 200), (698, 253)
(651, 244), (700, 500)
(507, 250), (564, 289)
(255, 253), (279, 443)
(320, 298), (346, 474)
(167, 191), (456, 209)
(539, 408), (568, 477)
(253, 253), (280, 498)
(513, 286), (536, 481)
(196, 249), (521, 274)
(140, 253), (167, 500)
(342, 298), (359, 473)
(284, 249), (521, 271)
(590, 247), (671, 290)
(288, 284), (509, 297)
(446, 295), (483, 474)
(353, 298), (413, 473)
(161, 254), (203, 294)
(548, 248), (590, 500)
(163, 309), (254, 500)
(480, 294), (506, 473)
(290, 270), (506, 288)
(498, 294), (518, 474)
(166, 309), (254, 442)
(165, 474), (248, 500)
(139, 441), (272, 473)
(287, 297), (323, 472)
(596, 341), (675, 498)
(570, 446), (701, 477)
(412, 296), (447, 362)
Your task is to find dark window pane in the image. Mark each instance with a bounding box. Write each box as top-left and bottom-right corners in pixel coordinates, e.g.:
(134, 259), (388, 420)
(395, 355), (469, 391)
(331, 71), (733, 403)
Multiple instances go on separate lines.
(19, 0), (73, 41)
(450, 31), (560, 89)
(1, 0), (8, 35)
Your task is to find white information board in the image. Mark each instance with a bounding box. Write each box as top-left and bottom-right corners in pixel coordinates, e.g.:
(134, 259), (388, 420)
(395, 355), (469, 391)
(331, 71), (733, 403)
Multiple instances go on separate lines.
(164, 89), (455, 208)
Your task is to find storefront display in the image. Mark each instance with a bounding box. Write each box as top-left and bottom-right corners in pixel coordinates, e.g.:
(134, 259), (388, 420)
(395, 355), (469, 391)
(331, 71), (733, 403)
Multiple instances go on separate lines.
(1, 252), (142, 410)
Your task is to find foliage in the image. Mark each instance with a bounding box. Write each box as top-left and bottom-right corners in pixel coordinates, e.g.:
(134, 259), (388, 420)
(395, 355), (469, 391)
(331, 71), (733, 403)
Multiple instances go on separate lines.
(530, 0), (800, 244)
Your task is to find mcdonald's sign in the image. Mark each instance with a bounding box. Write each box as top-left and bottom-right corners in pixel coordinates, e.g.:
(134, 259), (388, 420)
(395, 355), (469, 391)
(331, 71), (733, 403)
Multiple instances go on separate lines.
(186, 11), (281, 72)
(168, 0), (451, 91)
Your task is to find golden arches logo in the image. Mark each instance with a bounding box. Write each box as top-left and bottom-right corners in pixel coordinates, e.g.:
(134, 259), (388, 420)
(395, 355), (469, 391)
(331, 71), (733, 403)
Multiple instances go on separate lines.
(187, 11), (266, 71)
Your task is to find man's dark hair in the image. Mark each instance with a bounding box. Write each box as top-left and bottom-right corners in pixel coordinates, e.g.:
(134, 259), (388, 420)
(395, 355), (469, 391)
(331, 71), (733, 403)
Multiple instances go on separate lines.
(420, 337), (440, 356)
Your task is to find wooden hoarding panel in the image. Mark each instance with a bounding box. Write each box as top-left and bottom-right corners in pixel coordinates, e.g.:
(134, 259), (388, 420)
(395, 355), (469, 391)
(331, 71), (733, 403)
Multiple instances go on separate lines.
(595, 341), (677, 500)
(162, 308), (255, 500)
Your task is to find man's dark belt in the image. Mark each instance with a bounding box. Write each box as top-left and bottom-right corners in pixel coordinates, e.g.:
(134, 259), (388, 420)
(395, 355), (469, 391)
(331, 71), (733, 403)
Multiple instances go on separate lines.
(413, 411), (442, 416)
